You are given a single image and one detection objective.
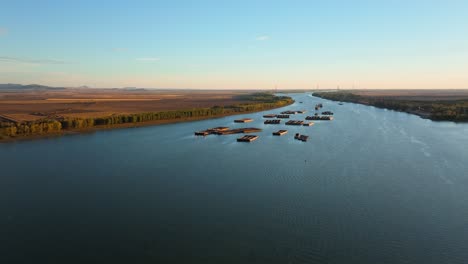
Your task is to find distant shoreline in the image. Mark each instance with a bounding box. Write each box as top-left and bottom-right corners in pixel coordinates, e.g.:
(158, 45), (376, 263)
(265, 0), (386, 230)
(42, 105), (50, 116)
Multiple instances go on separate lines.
(313, 91), (468, 122)
(0, 94), (294, 143)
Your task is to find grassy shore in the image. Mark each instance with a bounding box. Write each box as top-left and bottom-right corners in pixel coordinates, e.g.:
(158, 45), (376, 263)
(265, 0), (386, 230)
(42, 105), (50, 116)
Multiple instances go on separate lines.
(313, 90), (468, 122)
(0, 92), (293, 142)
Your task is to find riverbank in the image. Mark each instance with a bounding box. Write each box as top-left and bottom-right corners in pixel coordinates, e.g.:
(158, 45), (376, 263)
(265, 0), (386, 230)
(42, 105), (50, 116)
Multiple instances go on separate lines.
(313, 91), (468, 122)
(0, 93), (294, 143)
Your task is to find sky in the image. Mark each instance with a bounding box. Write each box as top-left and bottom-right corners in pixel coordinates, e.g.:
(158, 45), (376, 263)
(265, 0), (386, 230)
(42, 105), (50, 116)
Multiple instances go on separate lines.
(1, 0), (468, 89)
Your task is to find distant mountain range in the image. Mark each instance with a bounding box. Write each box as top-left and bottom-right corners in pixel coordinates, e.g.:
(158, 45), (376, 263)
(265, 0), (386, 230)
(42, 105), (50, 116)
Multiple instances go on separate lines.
(0, 84), (149, 91)
(0, 83), (66, 90)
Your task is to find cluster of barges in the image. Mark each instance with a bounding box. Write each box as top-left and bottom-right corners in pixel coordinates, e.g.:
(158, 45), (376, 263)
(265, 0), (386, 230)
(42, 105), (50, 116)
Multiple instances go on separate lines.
(194, 101), (335, 143)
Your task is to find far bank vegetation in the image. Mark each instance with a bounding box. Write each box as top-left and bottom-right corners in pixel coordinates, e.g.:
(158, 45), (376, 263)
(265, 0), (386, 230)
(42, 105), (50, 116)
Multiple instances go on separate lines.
(313, 91), (468, 122)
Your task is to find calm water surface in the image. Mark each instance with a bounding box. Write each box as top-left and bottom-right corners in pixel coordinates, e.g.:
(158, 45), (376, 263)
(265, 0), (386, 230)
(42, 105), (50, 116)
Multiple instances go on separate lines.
(2, 94), (468, 264)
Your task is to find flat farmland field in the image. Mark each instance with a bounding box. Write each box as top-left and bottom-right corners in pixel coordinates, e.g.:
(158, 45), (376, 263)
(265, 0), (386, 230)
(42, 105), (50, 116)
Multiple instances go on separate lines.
(0, 88), (254, 122)
(350, 89), (468, 101)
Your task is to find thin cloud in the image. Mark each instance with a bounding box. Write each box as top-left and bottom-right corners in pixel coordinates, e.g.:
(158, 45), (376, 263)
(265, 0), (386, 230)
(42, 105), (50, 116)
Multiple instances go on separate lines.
(0, 27), (7, 36)
(256, 35), (270, 41)
(136, 57), (160, 62)
(113, 48), (128, 52)
(0, 56), (67, 64)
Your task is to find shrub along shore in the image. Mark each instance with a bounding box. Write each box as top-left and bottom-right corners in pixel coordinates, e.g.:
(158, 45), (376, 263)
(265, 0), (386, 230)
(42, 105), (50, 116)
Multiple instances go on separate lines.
(313, 91), (468, 122)
(0, 93), (293, 141)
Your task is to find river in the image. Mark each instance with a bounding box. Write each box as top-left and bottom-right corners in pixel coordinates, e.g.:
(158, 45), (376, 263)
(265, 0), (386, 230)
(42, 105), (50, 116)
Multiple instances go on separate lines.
(2, 93), (468, 263)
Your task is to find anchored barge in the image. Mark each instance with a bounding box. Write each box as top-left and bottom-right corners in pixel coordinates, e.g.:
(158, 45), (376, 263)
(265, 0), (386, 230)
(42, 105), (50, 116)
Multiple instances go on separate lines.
(294, 133), (309, 142)
(303, 122), (315, 126)
(195, 127), (261, 136)
(215, 127), (262, 135)
(263, 114), (277, 118)
(273, 130), (288, 136)
(281, 110), (298, 115)
(234, 118), (253, 123)
(306, 116), (334, 121)
(237, 135), (259, 142)
(286, 120), (304, 126)
(194, 127), (229, 136)
(264, 119), (281, 125)
(276, 114), (290, 119)
(322, 111), (334, 115)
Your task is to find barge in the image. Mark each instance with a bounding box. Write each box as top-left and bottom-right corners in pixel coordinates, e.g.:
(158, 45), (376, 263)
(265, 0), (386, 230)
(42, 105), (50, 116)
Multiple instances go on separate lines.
(215, 127), (262, 135)
(273, 130), (288, 136)
(276, 114), (290, 119)
(281, 110), (298, 114)
(263, 114), (277, 118)
(286, 120), (304, 126)
(264, 119), (281, 125)
(303, 122), (315, 126)
(194, 126), (229, 136)
(237, 135), (259, 142)
(322, 111), (334, 115)
(306, 116), (334, 121)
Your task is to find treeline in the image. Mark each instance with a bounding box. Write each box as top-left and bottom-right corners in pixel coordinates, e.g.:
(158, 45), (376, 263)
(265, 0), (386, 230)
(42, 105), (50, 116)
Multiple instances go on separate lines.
(0, 120), (62, 138)
(0, 93), (293, 139)
(313, 91), (468, 122)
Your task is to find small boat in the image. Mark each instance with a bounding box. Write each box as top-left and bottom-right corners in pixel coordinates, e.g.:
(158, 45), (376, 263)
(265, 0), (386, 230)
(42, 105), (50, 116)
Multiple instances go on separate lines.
(294, 133), (309, 142)
(234, 118), (253, 123)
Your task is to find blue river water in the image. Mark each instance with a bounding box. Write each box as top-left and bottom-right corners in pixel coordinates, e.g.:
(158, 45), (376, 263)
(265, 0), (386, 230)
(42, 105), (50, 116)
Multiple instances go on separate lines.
(1, 93), (468, 264)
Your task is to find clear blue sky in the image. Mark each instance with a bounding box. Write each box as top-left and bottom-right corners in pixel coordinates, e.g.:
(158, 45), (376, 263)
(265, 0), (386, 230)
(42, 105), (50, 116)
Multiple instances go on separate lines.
(1, 0), (467, 89)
